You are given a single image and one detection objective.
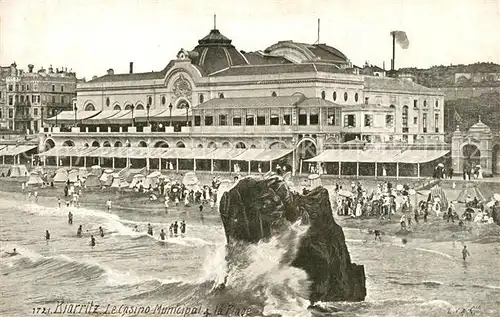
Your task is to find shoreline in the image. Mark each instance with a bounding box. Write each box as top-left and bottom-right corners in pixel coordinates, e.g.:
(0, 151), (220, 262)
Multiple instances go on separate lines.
(2, 177), (498, 244)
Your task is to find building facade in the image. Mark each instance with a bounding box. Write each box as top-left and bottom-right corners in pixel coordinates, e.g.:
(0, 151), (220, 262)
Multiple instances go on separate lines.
(39, 27), (447, 175)
(3, 63), (77, 134)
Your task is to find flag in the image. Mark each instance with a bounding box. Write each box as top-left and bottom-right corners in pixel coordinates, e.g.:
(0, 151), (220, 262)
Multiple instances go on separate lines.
(390, 31), (410, 49)
(454, 110), (462, 123)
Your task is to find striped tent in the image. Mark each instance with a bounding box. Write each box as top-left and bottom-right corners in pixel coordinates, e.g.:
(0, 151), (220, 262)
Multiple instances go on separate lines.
(456, 183), (485, 203)
(111, 166), (130, 188)
(429, 184), (448, 211)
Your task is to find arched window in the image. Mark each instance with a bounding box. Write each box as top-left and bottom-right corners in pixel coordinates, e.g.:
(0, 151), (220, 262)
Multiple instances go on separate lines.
(147, 96), (152, 106)
(333, 91), (337, 101)
(125, 104), (133, 110)
(354, 93), (359, 102)
(271, 91), (277, 97)
(113, 105), (121, 110)
(321, 91), (326, 100)
(219, 93), (225, 99)
(85, 103), (95, 111)
(161, 95), (166, 105)
(344, 92), (348, 102)
(402, 105), (409, 132)
(435, 100), (439, 108)
(199, 93), (204, 104)
(106, 98), (110, 107)
(423, 100), (427, 107)
(136, 104), (144, 110)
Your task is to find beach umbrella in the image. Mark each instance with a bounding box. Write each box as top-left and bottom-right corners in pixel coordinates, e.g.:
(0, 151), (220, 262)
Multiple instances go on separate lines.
(438, 163), (444, 168)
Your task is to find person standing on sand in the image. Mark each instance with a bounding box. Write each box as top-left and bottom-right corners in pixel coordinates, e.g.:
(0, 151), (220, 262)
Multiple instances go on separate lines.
(58, 198), (61, 208)
(68, 211), (73, 225)
(34, 191), (38, 202)
(45, 230), (50, 241)
(106, 199), (112, 212)
(462, 246), (470, 261)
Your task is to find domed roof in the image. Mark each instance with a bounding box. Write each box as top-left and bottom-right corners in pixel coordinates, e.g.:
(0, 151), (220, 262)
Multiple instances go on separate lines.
(190, 29), (248, 75)
(469, 116), (491, 134)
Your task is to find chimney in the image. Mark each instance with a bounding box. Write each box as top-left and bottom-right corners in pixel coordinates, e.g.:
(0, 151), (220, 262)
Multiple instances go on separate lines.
(28, 64), (34, 73)
(107, 68), (114, 75)
(129, 62), (133, 74)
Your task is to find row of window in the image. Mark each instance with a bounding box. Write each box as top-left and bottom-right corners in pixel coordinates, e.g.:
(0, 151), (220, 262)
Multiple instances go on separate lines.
(321, 91), (359, 103)
(0, 108), (39, 119)
(343, 113), (439, 133)
(193, 108), (342, 127)
(413, 99), (439, 108)
(7, 83), (65, 92)
(7, 94), (64, 106)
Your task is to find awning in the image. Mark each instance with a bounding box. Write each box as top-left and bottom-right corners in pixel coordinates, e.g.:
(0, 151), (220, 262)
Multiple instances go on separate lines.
(250, 149), (293, 162)
(205, 148), (248, 160)
(0, 145), (37, 156)
(306, 149), (450, 163)
(45, 111), (101, 123)
(396, 150), (450, 163)
(83, 110), (124, 125)
(233, 149), (266, 161)
(102, 110), (134, 125)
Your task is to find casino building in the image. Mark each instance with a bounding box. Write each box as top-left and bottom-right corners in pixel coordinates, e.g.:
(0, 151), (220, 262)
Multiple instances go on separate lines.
(37, 26), (450, 177)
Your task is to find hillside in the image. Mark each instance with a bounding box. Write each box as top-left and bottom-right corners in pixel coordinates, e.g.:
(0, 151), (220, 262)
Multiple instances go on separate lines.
(400, 62), (500, 88)
(444, 91), (500, 134)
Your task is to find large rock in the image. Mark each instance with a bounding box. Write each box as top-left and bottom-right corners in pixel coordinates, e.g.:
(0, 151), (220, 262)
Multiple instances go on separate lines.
(219, 176), (366, 303)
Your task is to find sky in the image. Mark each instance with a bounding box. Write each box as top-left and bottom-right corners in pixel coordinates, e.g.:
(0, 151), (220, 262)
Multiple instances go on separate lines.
(1, 0), (499, 79)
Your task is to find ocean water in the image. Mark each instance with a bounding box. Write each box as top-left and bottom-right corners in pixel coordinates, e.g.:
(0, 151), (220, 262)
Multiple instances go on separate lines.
(1, 191), (499, 317)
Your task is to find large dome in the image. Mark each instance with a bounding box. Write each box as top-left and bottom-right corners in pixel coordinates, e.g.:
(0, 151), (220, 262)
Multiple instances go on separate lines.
(469, 117), (491, 134)
(190, 29), (249, 75)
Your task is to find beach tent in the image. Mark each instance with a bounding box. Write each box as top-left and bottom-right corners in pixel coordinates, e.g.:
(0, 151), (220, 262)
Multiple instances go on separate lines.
(144, 172), (160, 189)
(68, 169), (79, 183)
(129, 174), (145, 189)
(90, 165), (102, 176)
(110, 172), (129, 188)
(99, 169), (114, 187)
(78, 167), (88, 179)
(456, 183), (486, 203)
(7, 165), (29, 178)
(53, 169), (69, 183)
(26, 172), (44, 186)
(429, 184), (448, 211)
(84, 174), (101, 188)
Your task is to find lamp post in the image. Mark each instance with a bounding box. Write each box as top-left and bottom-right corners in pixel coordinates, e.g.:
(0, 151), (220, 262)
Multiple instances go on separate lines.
(168, 103), (173, 127)
(185, 104), (190, 126)
(74, 105), (78, 126)
(131, 105), (135, 127)
(146, 104), (150, 126)
(125, 139), (130, 168)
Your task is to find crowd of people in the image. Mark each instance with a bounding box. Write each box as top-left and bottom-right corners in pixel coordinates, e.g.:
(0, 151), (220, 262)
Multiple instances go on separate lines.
(332, 181), (413, 220)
